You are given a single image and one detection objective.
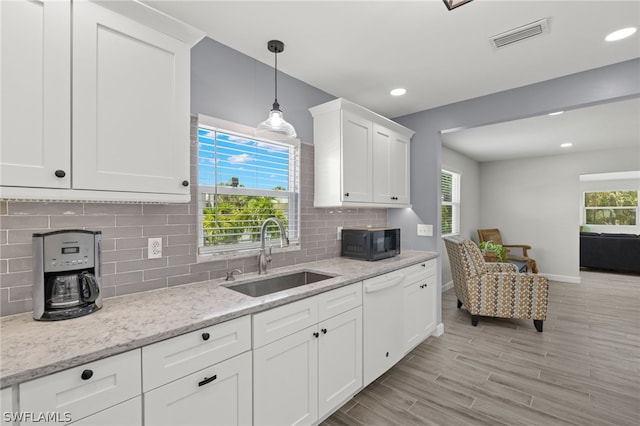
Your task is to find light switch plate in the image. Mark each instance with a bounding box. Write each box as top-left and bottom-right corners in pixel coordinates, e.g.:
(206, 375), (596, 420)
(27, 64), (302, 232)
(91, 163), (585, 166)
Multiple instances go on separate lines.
(417, 224), (433, 237)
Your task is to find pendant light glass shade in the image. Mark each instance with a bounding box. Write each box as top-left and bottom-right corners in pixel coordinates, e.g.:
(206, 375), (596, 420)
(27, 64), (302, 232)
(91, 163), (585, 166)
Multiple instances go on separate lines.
(256, 40), (297, 141)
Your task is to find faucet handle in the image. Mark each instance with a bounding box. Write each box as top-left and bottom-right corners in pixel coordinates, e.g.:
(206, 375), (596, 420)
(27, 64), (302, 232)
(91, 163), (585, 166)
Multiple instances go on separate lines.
(266, 246), (272, 263)
(225, 269), (242, 281)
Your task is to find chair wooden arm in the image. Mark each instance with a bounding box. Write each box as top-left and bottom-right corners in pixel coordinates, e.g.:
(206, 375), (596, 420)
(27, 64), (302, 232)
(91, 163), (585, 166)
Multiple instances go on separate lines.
(503, 244), (532, 257)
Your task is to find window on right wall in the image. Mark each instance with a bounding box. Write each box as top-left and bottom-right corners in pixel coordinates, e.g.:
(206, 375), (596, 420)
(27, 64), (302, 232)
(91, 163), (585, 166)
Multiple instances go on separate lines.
(441, 169), (461, 235)
(584, 190), (638, 226)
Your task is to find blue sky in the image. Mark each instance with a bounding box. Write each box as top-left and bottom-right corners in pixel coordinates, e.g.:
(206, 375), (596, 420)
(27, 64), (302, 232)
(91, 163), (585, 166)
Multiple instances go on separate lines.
(198, 129), (290, 190)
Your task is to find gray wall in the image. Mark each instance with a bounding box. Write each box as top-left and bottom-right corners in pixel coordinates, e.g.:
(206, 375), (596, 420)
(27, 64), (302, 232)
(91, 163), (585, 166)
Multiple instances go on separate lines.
(389, 58), (640, 322)
(480, 146), (640, 283)
(0, 38), (389, 317)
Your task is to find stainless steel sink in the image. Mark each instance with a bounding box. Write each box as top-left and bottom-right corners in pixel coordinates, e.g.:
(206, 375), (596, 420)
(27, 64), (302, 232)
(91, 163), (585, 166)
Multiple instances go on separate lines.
(225, 271), (335, 297)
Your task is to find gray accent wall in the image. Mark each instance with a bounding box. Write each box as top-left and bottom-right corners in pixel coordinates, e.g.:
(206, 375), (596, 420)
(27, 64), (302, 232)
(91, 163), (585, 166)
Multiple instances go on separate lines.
(390, 58), (640, 323)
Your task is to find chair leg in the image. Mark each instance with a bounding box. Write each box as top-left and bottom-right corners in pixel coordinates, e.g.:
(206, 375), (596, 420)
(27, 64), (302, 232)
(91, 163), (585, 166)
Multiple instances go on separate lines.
(457, 299), (462, 309)
(471, 315), (479, 326)
(534, 319), (543, 332)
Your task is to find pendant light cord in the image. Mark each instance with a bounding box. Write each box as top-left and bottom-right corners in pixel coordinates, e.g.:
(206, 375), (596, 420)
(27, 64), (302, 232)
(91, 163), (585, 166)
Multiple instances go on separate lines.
(273, 50), (279, 107)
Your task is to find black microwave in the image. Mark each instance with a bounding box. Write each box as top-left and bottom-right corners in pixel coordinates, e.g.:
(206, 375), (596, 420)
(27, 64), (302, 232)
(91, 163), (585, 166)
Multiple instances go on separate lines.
(341, 227), (401, 261)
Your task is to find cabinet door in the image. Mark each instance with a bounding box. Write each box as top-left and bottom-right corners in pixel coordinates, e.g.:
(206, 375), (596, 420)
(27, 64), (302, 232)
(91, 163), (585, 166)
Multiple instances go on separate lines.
(318, 307), (362, 418)
(389, 132), (410, 205)
(340, 110), (372, 203)
(70, 396), (141, 426)
(404, 261), (437, 352)
(253, 326), (318, 426)
(0, 0), (70, 189)
(72, 0), (190, 195)
(144, 351), (252, 426)
(372, 124), (392, 204)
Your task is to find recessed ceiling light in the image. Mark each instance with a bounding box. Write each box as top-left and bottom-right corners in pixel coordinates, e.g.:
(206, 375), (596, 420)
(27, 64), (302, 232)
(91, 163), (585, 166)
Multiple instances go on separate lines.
(390, 88), (406, 96)
(548, 111), (564, 116)
(605, 27), (637, 42)
(560, 143), (573, 148)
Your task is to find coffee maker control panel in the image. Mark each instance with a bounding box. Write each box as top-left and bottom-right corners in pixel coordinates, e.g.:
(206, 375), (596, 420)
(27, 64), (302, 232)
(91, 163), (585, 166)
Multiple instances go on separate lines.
(43, 232), (96, 273)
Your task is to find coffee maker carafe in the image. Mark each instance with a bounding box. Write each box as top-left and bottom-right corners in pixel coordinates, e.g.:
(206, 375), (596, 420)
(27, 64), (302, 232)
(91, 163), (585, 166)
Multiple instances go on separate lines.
(33, 230), (102, 321)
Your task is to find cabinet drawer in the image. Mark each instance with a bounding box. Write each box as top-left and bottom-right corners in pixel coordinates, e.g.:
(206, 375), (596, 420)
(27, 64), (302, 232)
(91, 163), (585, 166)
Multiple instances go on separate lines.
(144, 351), (252, 426)
(70, 396), (141, 426)
(318, 282), (362, 321)
(142, 316), (251, 392)
(403, 260), (436, 284)
(253, 297), (318, 349)
(19, 349), (141, 425)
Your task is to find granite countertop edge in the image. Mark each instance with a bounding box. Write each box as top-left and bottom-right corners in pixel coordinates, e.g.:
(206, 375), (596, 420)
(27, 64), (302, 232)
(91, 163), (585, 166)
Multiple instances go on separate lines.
(0, 251), (437, 387)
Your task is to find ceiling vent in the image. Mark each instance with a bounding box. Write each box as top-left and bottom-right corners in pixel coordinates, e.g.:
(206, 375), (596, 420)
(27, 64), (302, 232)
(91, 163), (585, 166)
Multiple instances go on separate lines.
(490, 18), (549, 48)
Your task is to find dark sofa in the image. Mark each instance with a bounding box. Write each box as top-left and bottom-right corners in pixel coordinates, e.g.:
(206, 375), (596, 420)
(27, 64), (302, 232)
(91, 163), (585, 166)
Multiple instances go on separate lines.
(580, 232), (640, 273)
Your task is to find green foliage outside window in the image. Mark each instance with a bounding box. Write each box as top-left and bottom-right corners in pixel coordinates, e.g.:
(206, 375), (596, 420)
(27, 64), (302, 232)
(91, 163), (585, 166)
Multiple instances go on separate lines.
(584, 190), (638, 226)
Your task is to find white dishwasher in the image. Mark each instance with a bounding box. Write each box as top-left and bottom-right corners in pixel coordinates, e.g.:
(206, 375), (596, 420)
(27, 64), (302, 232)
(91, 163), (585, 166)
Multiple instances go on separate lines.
(362, 269), (406, 387)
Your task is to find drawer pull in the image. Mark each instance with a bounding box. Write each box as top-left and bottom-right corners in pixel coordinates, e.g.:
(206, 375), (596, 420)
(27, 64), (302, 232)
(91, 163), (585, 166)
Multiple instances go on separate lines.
(198, 375), (217, 387)
(81, 369), (93, 380)
(321, 328), (327, 334)
(313, 332), (319, 338)
(201, 332), (210, 341)
(54, 169), (66, 178)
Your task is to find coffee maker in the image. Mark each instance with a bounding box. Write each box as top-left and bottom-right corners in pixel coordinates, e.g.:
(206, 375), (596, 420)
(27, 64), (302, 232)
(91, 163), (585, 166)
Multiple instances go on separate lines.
(32, 230), (102, 321)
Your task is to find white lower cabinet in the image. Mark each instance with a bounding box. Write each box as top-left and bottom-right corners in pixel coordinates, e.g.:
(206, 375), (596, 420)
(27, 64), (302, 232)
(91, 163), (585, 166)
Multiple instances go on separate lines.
(403, 260), (438, 352)
(19, 349), (141, 426)
(253, 325), (319, 426)
(318, 307), (362, 418)
(253, 283), (363, 426)
(144, 351), (252, 426)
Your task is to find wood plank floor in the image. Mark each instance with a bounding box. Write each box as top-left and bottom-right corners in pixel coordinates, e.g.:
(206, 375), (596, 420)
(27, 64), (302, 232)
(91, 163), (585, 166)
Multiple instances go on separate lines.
(322, 270), (640, 426)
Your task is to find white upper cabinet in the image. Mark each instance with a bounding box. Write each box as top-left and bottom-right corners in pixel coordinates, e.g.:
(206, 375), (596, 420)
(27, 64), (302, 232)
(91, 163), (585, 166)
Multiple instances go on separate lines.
(0, 0), (71, 190)
(0, 0), (205, 202)
(309, 98), (415, 208)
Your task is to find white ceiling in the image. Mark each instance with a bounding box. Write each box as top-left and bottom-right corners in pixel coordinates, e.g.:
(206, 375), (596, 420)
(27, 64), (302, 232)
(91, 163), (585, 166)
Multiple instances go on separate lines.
(144, 0), (640, 161)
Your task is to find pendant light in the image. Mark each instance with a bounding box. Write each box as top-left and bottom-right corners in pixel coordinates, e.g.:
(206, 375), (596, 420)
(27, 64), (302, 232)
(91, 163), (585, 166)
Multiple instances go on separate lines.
(256, 40), (297, 141)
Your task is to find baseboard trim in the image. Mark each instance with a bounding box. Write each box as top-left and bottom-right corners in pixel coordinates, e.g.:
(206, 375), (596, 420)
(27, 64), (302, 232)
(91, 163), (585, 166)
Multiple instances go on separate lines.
(442, 280), (453, 292)
(435, 323), (445, 336)
(543, 273), (581, 284)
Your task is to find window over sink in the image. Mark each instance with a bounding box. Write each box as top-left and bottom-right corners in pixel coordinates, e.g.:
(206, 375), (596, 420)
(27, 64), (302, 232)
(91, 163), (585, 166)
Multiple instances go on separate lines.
(197, 115), (300, 256)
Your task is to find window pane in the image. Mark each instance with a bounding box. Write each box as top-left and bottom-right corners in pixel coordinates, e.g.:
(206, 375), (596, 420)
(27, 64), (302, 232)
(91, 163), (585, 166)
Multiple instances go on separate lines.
(198, 129), (292, 191)
(201, 193), (290, 247)
(584, 191), (638, 207)
(585, 208), (637, 225)
(441, 172), (452, 203)
(442, 205), (452, 234)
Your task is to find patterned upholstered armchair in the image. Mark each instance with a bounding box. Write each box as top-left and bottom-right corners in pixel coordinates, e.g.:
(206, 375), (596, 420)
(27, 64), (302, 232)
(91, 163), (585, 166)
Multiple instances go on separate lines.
(443, 236), (549, 332)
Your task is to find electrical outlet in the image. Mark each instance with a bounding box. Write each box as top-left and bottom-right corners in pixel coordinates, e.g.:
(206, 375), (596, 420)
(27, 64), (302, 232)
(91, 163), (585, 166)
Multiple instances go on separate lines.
(417, 224), (433, 237)
(148, 238), (162, 259)
(337, 226), (343, 240)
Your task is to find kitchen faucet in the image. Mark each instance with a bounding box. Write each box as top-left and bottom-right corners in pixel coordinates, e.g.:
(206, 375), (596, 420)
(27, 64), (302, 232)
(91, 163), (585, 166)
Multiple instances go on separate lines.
(258, 217), (289, 274)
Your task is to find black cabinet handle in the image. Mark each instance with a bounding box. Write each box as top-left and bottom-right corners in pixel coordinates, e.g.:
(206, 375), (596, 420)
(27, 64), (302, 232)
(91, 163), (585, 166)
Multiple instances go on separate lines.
(421, 264), (426, 267)
(198, 375), (217, 387)
(54, 170), (66, 178)
(81, 369), (93, 380)
(390, 196), (398, 200)
(313, 332), (319, 338)
(385, 352), (389, 358)
(201, 332), (210, 341)
(344, 192), (350, 197)
(182, 180), (189, 187)
(321, 328), (327, 334)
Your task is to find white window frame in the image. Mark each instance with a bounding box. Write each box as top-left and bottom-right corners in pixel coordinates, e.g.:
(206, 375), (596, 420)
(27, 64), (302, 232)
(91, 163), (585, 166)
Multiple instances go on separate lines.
(196, 114), (300, 258)
(441, 169), (461, 236)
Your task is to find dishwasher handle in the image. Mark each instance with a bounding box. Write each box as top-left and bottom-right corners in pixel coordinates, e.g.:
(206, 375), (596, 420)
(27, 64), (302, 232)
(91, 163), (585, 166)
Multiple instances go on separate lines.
(364, 275), (405, 293)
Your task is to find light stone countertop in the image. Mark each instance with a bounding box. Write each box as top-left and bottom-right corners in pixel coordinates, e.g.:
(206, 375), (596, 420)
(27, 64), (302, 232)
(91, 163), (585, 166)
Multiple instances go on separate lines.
(0, 251), (437, 388)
